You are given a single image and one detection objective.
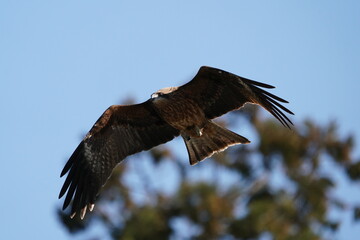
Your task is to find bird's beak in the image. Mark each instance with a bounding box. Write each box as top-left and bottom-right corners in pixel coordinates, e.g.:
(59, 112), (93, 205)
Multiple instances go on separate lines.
(151, 93), (159, 98)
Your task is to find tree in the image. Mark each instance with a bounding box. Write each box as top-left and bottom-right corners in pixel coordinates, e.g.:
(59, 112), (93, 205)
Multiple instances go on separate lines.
(58, 105), (360, 239)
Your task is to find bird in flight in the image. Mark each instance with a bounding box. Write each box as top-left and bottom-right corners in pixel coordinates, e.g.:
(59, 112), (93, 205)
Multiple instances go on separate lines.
(59, 66), (294, 219)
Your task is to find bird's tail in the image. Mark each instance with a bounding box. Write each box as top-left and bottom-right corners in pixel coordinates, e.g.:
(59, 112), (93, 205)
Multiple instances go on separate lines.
(183, 121), (250, 165)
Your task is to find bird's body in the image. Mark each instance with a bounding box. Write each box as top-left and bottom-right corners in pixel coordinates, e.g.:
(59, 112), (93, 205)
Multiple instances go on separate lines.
(152, 90), (206, 133)
(151, 88), (251, 163)
(59, 66), (294, 219)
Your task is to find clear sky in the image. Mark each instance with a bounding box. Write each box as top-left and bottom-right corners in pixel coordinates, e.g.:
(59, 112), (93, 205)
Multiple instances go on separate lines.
(1, 1), (359, 239)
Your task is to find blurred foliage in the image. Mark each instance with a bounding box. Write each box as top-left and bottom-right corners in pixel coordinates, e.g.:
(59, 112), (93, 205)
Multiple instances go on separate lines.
(58, 106), (360, 239)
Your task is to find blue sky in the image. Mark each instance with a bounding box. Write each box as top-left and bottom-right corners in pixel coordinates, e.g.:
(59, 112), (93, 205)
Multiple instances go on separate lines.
(1, 1), (359, 239)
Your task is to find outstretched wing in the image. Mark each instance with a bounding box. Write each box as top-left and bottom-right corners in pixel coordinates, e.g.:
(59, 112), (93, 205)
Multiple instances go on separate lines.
(59, 101), (179, 219)
(176, 66), (294, 128)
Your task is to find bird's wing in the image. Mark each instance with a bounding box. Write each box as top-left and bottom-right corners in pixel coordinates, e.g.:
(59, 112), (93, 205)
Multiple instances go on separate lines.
(59, 100), (179, 219)
(176, 66), (294, 128)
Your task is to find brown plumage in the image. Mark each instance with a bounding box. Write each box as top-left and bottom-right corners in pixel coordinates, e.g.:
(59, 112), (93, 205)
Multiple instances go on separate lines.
(59, 66), (294, 219)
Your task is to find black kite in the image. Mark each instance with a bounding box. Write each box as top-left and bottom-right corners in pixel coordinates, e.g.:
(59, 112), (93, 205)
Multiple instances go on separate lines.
(59, 66), (294, 219)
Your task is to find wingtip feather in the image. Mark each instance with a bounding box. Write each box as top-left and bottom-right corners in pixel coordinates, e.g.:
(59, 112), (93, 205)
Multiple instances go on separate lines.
(242, 77), (276, 89)
(80, 205), (87, 220)
(89, 204), (95, 212)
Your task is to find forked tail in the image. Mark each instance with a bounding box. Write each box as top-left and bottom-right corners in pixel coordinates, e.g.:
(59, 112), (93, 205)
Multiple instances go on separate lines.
(183, 121), (250, 165)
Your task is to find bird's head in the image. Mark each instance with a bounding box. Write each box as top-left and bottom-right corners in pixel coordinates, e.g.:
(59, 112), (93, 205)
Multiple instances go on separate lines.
(151, 87), (178, 98)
